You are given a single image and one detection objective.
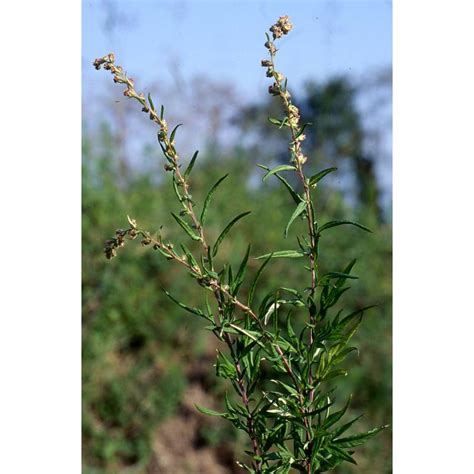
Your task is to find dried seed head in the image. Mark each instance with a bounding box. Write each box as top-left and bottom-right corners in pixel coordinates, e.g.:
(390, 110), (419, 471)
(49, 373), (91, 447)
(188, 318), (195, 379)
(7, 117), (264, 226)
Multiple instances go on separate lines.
(278, 15), (293, 34)
(269, 15), (293, 39)
(268, 83), (280, 96)
(270, 25), (283, 39)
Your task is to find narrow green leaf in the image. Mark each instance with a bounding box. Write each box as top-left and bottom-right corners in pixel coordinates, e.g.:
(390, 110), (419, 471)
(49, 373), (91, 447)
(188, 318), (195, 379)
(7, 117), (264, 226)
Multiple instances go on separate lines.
(180, 243), (199, 269)
(340, 305), (377, 327)
(163, 289), (205, 318)
(323, 369), (348, 381)
(169, 123), (183, 143)
(257, 164), (301, 204)
(267, 117), (287, 127)
(318, 220), (372, 233)
(334, 425), (389, 448)
(324, 395), (352, 428)
(285, 201), (307, 238)
(295, 122), (312, 138)
(232, 244), (251, 295)
(228, 323), (266, 349)
(308, 167), (338, 187)
(256, 250), (305, 260)
(184, 150), (199, 178)
(323, 272), (358, 280)
(147, 93), (155, 111)
(263, 165), (296, 182)
(195, 404), (226, 417)
(170, 212), (201, 241)
(248, 253), (273, 307)
(212, 211), (251, 257)
(160, 104), (165, 120)
(200, 174), (228, 225)
(171, 175), (183, 202)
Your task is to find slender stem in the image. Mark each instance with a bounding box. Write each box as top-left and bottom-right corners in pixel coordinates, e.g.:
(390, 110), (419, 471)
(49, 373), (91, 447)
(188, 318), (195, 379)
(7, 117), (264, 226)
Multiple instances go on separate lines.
(267, 42), (319, 473)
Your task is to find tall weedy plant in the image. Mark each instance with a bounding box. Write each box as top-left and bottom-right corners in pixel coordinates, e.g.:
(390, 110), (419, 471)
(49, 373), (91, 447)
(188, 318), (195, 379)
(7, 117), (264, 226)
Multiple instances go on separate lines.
(94, 15), (387, 474)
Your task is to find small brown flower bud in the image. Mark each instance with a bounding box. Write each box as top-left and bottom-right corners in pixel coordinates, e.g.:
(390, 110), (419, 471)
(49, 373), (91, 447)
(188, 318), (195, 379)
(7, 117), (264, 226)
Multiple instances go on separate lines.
(261, 59), (272, 67)
(268, 83), (280, 96)
(93, 58), (104, 70)
(278, 16), (293, 34)
(270, 25), (283, 39)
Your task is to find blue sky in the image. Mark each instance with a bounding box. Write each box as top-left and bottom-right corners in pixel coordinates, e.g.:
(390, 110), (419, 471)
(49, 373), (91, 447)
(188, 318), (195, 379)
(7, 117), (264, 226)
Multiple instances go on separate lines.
(83, 0), (391, 100)
(82, 1), (392, 200)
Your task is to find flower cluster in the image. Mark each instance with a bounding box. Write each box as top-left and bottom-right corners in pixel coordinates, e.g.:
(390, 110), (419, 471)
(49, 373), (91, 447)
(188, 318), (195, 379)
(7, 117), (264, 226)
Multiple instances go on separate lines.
(104, 227), (137, 260)
(269, 15), (293, 39)
(93, 53), (169, 153)
(103, 215), (155, 259)
(262, 17), (308, 166)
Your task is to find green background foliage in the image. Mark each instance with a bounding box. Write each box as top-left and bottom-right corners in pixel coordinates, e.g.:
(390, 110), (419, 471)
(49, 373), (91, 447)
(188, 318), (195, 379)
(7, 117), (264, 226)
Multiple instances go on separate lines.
(83, 79), (391, 471)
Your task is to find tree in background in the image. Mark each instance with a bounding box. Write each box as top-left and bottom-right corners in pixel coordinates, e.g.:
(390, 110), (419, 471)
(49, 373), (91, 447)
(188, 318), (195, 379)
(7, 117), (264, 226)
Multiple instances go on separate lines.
(235, 74), (391, 221)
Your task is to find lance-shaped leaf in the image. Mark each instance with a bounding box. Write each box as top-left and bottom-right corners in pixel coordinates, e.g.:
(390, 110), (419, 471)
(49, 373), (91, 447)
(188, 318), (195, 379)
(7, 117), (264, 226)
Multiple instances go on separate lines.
(147, 93), (155, 111)
(248, 253), (273, 307)
(308, 167), (338, 187)
(232, 244), (251, 295)
(318, 220), (372, 233)
(257, 164), (301, 205)
(163, 289), (207, 319)
(268, 117), (288, 128)
(324, 395), (352, 428)
(212, 211), (251, 257)
(169, 123), (183, 143)
(184, 150), (199, 178)
(171, 176), (183, 203)
(180, 243), (199, 269)
(256, 249), (305, 261)
(200, 174), (228, 225)
(285, 201), (307, 238)
(333, 425), (389, 448)
(195, 404), (227, 417)
(170, 212), (201, 241)
(322, 272), (359, 281)
(262, 165), (296, 182)
(339, 305), (377, 327)
(228, 323), (266, 349)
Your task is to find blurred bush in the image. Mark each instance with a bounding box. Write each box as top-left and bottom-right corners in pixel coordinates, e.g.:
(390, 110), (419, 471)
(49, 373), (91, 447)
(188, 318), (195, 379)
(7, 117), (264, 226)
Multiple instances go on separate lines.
(82, 120), (391, 474)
